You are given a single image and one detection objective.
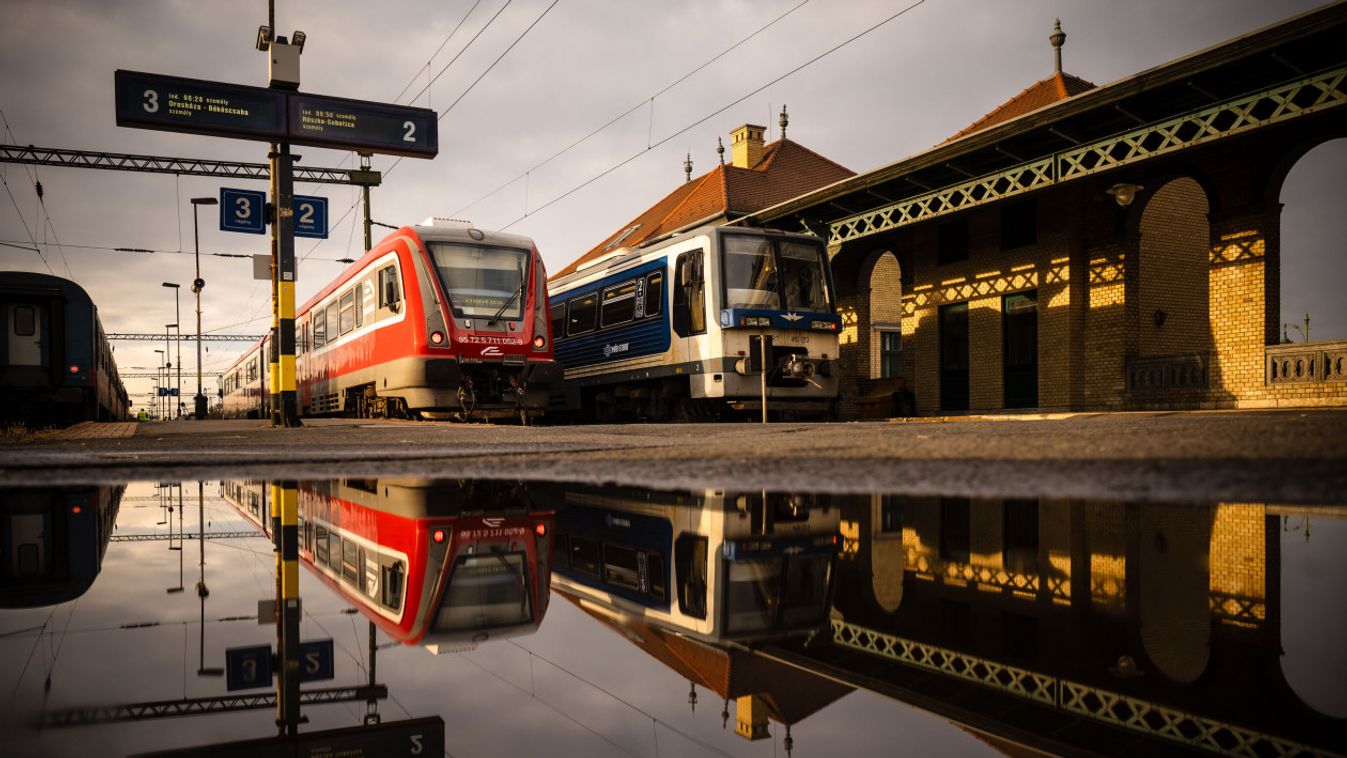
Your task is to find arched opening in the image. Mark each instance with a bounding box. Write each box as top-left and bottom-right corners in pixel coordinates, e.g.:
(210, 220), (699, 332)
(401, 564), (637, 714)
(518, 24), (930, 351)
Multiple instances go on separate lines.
(1279, 514), (1347, 717)
(1139, 505), (1212, 684)
(867, 251), (903, 381)
(1277, 138), (1347, 343)
(1136, 177), (1212, 358)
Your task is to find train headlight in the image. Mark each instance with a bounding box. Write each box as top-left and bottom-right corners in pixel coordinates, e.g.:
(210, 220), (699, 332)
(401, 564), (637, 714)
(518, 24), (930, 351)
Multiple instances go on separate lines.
(535, 523), (547, 537)
(741, 316), (771, 327)
(811, 320), (837, 331)
(432, 529), (446, 544)
(532, 335), (546, 350)
(69, 363), (80, 374)
(430, 331), (446, 345)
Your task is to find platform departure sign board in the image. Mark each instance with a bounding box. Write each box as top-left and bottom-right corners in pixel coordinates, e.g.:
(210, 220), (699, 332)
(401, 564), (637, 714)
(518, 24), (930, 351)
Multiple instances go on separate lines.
(115, 71), (286, 141)
(115, 70), (438, 158)
(290, 94), (437, 158)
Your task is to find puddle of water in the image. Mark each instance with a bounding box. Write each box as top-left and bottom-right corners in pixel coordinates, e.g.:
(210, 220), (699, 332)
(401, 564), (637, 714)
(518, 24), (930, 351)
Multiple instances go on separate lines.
(1, 481), (1343, 757)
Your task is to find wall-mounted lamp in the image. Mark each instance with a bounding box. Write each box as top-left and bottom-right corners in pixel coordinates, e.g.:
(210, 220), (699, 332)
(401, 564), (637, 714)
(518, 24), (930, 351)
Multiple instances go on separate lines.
(1107, 182), (1144, 208)
(1153, 309), (1167, 328)
(291, 30), (306, 53)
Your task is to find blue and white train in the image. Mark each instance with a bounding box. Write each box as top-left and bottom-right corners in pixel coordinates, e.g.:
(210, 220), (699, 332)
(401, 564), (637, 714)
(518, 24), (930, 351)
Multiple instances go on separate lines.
(547, 226), (841, 420)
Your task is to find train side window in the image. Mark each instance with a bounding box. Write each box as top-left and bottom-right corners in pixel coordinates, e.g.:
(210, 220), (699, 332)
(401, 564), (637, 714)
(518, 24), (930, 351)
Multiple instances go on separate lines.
(339, 290), (355, 335)
(603, 544), (641, 591)
(313, 307), (327, 347)
(673, 250), (705, 337)
(645, 272), (663, 318)
(674, 534), (708, 618)
(13, 306), (35, 336)
(326, 302), (339, 343)
(600, 281), (638, 328)
(646, 553), (666, 601)
(354, 283), (365, 328)
(549, 303), (566, 340)
(568, 294), (597, 336)
(381, 561), (405, 610)
(341, 539), (360, 584)
(569, 536), (600, 575)
(379, 266), (401, 311)
(315, 526), (329, 563)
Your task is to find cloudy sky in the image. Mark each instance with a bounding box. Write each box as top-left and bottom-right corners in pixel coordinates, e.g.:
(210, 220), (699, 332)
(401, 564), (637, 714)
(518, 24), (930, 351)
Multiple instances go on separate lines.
(1, 0), (1341, 409)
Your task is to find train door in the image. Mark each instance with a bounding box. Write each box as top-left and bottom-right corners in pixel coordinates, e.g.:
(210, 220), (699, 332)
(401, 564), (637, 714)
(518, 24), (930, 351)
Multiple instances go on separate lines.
(6, 302), (45, 367)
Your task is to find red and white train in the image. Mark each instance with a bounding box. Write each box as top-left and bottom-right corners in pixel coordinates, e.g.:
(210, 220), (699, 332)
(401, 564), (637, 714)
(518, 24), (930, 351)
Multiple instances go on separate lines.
(221, 219), (560, 421)
(221, 478), (556, 651)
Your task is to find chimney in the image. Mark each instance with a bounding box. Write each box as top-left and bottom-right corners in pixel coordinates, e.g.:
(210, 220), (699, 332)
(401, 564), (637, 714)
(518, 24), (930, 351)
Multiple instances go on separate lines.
(734, 695), (771, 741)
(729, 124), (766, 169)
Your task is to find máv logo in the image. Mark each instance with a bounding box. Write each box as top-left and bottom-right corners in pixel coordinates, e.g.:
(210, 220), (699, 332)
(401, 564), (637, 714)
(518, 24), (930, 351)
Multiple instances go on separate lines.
(602, 342), (629, 358)
(482, 517), (505, 528)
(480, 346), (503, 357)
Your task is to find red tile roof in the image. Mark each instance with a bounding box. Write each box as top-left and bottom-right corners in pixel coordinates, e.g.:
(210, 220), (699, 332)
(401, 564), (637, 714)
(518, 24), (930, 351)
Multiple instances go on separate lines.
(946, 71), (1096, 143)
(551, 139), (854, 280)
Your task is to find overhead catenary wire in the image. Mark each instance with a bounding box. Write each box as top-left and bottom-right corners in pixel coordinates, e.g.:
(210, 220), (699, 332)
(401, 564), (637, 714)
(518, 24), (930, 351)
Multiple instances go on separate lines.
(391, 0), (484, 104)
(452, 0), (813, 218)
(497, 0), (928, 230)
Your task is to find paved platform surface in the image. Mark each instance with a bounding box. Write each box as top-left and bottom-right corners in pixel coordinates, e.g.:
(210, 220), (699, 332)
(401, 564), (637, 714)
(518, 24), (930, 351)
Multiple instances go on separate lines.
(1, 410), (1345, 504)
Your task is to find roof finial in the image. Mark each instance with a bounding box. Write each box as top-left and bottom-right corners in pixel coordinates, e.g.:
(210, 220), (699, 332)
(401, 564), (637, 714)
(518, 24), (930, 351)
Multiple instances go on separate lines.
(684, 151), (693, 183)
(779, 104), (789, 141)
(688, 682), (698, 712)
(716, 137), (725, 165)
(1050, 18), (1066, 74)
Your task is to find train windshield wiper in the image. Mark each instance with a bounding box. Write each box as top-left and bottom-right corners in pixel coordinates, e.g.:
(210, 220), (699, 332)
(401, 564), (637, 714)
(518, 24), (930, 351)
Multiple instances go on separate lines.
(486, 258), (526, 325)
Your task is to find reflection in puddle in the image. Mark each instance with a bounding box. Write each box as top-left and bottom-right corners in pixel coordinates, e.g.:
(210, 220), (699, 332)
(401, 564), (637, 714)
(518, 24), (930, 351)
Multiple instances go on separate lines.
(1, 482), (1344, 757)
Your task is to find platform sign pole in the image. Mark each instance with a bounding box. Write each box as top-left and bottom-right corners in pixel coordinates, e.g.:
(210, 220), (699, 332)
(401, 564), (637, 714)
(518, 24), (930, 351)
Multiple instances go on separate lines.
(275, 143), (300, 427)
(271, 480), (301, 735)
(268, 141), (281, 426)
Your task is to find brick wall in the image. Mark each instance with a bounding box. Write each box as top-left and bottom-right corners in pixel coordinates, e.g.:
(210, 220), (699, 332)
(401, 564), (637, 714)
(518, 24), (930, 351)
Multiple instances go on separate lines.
(1138, 178), (1211, 357)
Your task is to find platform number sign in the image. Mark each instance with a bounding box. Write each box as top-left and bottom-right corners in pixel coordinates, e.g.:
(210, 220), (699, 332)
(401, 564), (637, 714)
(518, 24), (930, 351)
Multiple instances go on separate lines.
(225, 644), (273, 691)
(220, 188), (267, 235)
(292, 195), (329, 239)
(298, 639), (335, 682)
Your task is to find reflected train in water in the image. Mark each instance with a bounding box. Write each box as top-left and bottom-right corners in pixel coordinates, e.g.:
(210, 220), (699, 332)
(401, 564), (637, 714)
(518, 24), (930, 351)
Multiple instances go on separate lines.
(221, 479), (555, 652)
(0, 485), (123, 608)
(552, 486), (840, 644)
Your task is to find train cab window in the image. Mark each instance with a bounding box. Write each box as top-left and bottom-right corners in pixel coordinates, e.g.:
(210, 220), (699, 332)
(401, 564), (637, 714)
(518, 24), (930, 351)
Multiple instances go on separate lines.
(600, 281), (637, 328)
(673, 250), (705, 337)
(14, 305), (35, 336)
(644, 272), (663, 317)
(339, 290), (355, 335)
(549, 303), (566, 341)
(568, 536), (600, 575)
(567, 294), (597, 336)
(675, 534), (708, 619)
(313, 308), (327, 348)
(379, 266), (401, 311)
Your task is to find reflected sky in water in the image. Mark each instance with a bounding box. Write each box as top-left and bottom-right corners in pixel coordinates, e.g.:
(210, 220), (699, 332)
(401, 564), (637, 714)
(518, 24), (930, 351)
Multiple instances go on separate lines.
(1, 482), (1343, 757)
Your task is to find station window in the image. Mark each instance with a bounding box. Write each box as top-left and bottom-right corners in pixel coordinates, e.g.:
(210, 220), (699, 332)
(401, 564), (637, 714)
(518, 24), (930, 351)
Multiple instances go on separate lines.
(550, 303), (566, 340)
(880, 331), (902, 378)
(938, 218), (969, 265)
(568, 294), (597, 336)
(1001, 198), (1037, 250)
(644, 272), (664, 317)
(339, 290), (355, 335)
(600, 282), (638, 328)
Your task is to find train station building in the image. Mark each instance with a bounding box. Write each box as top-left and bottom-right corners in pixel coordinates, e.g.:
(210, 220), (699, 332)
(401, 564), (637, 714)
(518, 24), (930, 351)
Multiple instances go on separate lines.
(741, 6), (1347, 417)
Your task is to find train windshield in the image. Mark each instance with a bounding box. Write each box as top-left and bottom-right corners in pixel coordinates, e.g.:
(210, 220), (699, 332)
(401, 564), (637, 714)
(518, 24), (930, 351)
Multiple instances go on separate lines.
(427, 243), (530, 321)
(432, 551), (534, 632)
(722, 553), (832, 635)
(721, 234), (831, 312)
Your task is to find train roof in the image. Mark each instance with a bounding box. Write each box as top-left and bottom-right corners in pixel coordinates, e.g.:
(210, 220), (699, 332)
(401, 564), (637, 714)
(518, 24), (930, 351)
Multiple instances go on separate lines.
(0, 270), (94, 305)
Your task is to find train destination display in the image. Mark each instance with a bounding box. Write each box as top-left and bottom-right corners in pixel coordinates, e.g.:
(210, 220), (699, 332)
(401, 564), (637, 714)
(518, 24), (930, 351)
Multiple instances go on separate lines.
(115, 70), (286, 141)
(115, 71), (438, 159)
(289, 94), (437, 158)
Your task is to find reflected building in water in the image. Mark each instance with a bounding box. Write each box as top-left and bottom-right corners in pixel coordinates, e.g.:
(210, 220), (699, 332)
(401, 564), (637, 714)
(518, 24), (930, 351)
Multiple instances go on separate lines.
(220, 479), (556, 653)
(805, 496), (1347, 756)
(0, 485), (123, 608)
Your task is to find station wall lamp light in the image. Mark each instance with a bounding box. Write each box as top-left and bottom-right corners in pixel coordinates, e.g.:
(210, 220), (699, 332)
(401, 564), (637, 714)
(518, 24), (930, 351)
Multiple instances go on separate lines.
(1107, 182), (1144, 208)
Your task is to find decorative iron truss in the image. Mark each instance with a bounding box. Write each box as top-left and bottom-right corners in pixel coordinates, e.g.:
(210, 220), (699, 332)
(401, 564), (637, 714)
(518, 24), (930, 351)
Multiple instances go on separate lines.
(39, 684), (387, 727)
(108, 333), (265, 342)
(109, 531), (262, 542)
(832, 620), (1333, 757)
(0, 145), (380, 186)
(829, 66), (1347, 246)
